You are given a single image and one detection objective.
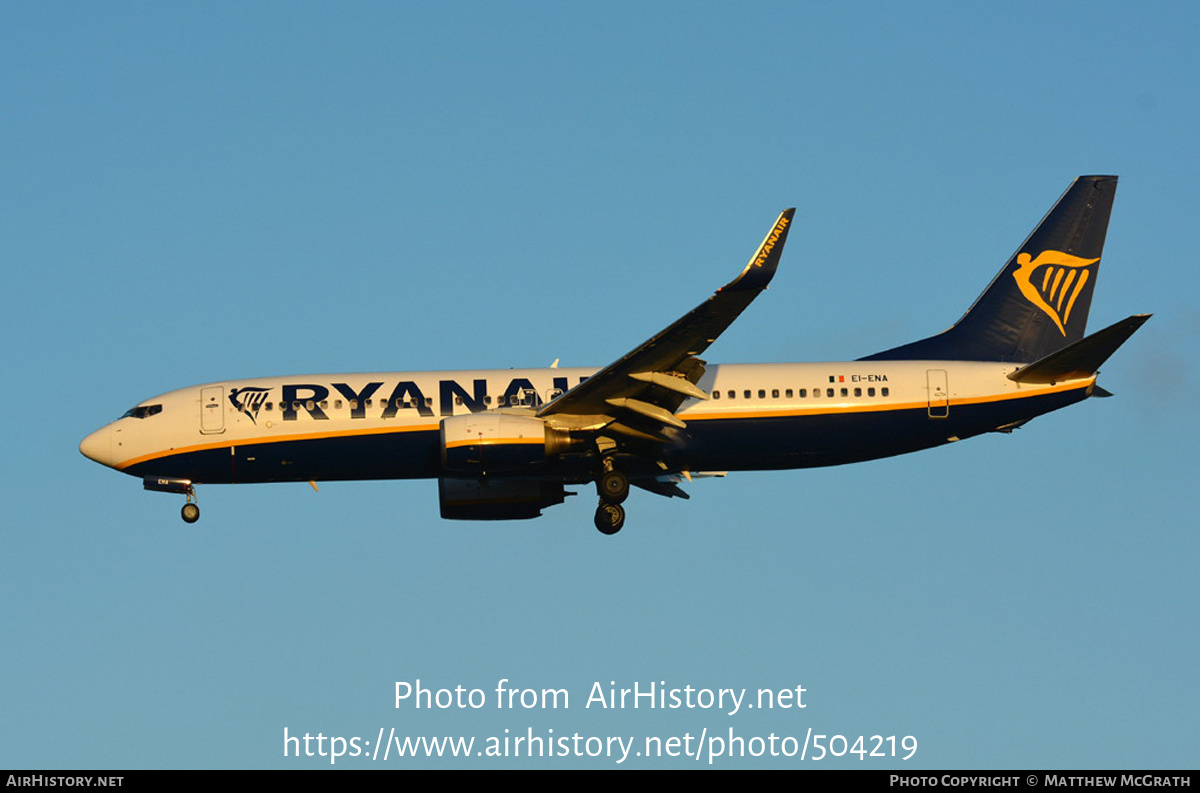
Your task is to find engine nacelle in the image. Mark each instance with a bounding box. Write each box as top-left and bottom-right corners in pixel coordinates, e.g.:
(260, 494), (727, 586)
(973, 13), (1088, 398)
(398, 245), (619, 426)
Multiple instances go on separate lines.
(438, 477), (569, 520)
(440, 413), (571, 473)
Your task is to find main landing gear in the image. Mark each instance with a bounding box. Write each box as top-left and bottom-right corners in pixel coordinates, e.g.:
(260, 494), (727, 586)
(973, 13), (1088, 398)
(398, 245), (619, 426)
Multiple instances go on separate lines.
(593, 463), (629, 535)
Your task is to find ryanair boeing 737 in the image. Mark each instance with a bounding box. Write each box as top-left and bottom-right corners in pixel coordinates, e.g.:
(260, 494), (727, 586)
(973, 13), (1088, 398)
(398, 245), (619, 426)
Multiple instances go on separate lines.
(80, 176), (1148, 534)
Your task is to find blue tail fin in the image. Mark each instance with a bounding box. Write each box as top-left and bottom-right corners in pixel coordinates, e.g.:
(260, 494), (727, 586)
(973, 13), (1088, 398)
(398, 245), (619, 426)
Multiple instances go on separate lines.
(862, 175), (1118, 363)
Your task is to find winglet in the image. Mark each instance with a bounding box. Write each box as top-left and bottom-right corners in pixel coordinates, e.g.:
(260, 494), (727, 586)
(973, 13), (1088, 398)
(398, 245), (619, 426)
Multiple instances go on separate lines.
(721, 208), (795, 292)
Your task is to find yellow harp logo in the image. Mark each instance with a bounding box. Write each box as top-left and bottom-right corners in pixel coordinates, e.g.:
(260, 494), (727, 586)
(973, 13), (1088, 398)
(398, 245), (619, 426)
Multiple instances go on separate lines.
(1012, 250), (1099, 335)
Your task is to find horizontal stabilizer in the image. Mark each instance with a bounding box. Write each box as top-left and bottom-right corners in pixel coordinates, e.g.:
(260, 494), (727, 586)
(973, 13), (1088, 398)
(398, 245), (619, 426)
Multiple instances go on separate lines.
(1008, 314), (1150, 384)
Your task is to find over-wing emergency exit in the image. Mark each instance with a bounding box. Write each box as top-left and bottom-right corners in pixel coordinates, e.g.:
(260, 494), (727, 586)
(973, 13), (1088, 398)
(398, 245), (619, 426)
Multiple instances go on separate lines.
(80, 176), (1149, 534)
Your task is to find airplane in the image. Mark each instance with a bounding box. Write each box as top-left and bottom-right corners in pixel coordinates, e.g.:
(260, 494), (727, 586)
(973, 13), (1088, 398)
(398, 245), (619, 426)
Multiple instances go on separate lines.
(80, 175), (1149, 535)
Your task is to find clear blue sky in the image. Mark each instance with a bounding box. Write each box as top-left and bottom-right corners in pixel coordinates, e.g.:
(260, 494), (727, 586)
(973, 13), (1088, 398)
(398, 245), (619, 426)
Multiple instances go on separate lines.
(2, 2), (1196, 769)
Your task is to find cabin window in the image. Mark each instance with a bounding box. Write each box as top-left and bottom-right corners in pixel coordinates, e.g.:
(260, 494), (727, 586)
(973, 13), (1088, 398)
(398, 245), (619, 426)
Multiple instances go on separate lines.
(868, 388), (875, 397)
(727, 390), (736, 399)
(758, 389), (766, 399)
(826, 388), (834, 397)
(784, 389), (792, 398)
(854, 388), (861, 397)
(319, 401), (328, 409)
(798, 388), (806, 398)
(485, 395), (492, 405)
(333, 400), (342, 409)
(265, 402), (273, 411)
(349, 399), (358, 410)
(839, 388), (848, 397)
(744, 390), (751, 399)
(712, 390), (721, 399)
(882, 387), (890, 397)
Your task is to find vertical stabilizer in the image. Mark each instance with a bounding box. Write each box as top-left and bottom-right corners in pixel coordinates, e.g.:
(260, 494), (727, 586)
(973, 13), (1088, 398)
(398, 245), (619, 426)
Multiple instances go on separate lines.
(862, 175), (1117, 363)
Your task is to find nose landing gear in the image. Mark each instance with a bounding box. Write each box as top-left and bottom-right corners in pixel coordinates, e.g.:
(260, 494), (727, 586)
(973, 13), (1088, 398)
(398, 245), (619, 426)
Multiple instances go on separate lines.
(141, 476), (201, 524)
(181, 491), (200, 524)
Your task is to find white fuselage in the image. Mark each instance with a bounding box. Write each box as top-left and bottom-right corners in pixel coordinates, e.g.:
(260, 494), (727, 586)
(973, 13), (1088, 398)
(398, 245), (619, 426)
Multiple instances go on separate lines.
(79, 360), (1094, 483)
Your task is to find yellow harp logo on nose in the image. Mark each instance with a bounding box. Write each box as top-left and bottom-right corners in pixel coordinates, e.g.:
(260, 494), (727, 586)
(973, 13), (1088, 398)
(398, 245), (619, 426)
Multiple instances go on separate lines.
(1012, 250), (1099, 335)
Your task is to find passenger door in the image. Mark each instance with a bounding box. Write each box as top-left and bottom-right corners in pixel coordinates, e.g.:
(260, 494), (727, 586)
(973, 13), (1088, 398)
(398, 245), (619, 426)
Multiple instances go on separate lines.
(200, 386), (226, 434)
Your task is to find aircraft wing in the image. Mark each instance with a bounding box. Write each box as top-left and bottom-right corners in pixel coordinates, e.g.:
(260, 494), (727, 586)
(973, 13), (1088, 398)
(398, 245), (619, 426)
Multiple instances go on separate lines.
(537, 209), (795, 440)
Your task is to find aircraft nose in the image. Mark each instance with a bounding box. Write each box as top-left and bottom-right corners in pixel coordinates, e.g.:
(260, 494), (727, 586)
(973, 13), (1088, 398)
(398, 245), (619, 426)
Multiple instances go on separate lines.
(79, 425), (114, 467)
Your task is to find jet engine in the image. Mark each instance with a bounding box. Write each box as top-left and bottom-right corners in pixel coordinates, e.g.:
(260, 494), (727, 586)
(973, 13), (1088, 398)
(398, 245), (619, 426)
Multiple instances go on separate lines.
(440, 413), (572, 473)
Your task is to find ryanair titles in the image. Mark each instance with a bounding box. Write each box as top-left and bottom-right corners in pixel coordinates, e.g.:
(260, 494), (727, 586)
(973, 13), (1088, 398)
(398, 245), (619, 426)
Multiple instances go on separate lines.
(752, 214), (791, 268)
(229, 376), (586, 424)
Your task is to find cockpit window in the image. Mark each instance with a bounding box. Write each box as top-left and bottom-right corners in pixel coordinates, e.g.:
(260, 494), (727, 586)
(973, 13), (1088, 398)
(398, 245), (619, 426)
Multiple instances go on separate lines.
(121, 404), (162, 419)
